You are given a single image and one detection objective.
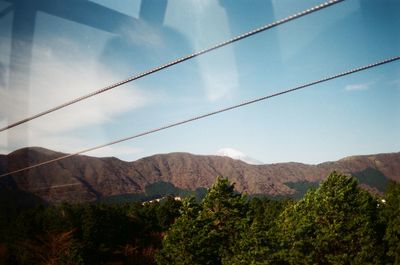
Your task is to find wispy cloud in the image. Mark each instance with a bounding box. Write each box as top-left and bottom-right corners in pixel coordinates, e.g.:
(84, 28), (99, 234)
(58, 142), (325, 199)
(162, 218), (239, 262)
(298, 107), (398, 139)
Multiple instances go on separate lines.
(345, 82), (371, 91)
(202, 62), (238, 101)
(0, 41), (153, 155)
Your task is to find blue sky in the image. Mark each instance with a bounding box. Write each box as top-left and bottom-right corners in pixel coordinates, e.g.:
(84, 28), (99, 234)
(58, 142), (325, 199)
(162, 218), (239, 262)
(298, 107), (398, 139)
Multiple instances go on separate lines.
(0, 0), (399, 164)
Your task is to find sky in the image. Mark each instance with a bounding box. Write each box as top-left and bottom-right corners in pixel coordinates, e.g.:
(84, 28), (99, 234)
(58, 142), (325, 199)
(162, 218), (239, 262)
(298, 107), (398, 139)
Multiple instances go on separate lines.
(0, 0), (399, 165)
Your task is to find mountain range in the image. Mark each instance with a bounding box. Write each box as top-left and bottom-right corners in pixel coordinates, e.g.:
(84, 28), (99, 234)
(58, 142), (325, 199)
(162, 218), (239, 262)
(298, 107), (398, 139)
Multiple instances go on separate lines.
(0, 147), (399, 204)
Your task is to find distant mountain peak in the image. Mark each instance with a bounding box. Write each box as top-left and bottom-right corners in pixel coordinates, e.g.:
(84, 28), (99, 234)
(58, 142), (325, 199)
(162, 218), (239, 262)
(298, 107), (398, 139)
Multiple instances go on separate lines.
(216, 148), (263, 165)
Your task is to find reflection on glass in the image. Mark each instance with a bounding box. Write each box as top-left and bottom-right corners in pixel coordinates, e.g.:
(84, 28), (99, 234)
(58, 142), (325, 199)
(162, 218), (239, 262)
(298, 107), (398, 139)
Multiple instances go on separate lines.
(0, 0), (399, 165)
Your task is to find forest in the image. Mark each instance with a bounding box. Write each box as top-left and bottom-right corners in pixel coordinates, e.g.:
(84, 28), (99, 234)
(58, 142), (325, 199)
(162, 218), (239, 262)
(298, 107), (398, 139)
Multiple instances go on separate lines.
(0, 172), (399, 265)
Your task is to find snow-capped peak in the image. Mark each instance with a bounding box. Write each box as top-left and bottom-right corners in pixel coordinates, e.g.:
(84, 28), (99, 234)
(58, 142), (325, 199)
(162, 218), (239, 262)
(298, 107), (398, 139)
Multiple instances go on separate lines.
(216, 148), (263, 165)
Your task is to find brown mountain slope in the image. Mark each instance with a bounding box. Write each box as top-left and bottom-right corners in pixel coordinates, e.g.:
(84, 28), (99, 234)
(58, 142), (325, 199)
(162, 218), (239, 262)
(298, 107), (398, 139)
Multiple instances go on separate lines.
(0, 147), (399, 203)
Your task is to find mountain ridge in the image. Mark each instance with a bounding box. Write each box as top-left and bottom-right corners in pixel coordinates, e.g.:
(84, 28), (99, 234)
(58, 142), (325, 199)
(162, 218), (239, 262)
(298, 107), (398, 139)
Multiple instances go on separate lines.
(0, 147), (399, 203)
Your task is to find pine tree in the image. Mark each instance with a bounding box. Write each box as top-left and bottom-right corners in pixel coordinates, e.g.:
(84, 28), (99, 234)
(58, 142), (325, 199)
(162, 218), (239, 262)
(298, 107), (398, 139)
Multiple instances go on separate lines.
(275, 172), (384, 264)
(156, 177), (247, 265)
(382, 182), (400, 264)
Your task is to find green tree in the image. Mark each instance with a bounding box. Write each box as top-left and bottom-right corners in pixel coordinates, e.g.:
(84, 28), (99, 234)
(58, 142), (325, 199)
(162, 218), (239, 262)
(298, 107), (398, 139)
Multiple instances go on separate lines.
(156, 197), (202, 265)
(156, 196), (183, 230)
(229, 198), (292, 265)
(382, 181), (400, 264)
(202, 177), (248, 265)
(79, 204), (133, 263)
(275, 172), (383, 265)
(156, 177), (248, 265)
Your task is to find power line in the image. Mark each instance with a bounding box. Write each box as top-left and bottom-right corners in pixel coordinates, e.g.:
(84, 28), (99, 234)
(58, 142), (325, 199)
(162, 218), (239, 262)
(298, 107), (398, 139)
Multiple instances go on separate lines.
(1, 55), (398, 178)
(0, 0), (345, 133)
(33, 183), (81, 191)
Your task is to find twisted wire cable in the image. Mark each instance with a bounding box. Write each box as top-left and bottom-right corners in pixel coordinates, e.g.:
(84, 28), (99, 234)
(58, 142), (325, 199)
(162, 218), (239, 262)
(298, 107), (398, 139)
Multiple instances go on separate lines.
(0, 0), (344, 132)
(1, 55), (398, 178)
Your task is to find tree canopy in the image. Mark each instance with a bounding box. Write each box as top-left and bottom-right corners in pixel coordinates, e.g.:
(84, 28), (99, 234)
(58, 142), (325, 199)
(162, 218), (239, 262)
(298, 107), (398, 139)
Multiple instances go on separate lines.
(275, 172), (384, 264)
(1, 173), (399, 265)
(158, 173), (398, 265)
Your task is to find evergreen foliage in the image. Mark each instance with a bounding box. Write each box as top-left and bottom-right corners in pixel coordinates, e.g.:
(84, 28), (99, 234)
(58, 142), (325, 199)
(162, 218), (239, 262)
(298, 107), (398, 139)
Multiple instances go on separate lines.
(158, 173), (397, 265)
(157, 177), (288, 265)
(1, 198), (182, 265)
(1, 173), (399, 264)
(156, 177), (248, 265)
(275, 172), (384, 264)
(382, 181), (400, 264)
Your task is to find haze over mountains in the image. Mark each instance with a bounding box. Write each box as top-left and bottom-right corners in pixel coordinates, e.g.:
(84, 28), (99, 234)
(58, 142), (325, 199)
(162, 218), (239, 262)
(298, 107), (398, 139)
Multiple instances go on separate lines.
(0, 147), (399, 204)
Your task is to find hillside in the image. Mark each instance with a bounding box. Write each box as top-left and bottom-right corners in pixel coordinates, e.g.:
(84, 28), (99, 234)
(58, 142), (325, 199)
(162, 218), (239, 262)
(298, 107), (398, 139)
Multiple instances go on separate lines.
(0, 147), (399, 203)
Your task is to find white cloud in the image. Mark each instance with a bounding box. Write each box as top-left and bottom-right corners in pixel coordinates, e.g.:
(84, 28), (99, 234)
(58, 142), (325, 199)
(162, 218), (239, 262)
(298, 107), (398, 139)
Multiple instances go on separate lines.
(345, 83), (370, 91)
(202, 65), (237, 101)
(0, 41), (153, 155)
(216, 147), (263, 165)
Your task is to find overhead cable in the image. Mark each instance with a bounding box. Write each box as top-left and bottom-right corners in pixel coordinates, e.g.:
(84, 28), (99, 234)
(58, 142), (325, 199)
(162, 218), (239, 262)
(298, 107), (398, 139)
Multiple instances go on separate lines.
(1, 55), (398, 178)
(0, 0), (345, 132)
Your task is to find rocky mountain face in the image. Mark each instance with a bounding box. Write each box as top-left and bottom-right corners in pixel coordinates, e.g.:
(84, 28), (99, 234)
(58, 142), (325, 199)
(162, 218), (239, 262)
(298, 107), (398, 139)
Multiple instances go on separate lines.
(0, 147), (399, 203)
